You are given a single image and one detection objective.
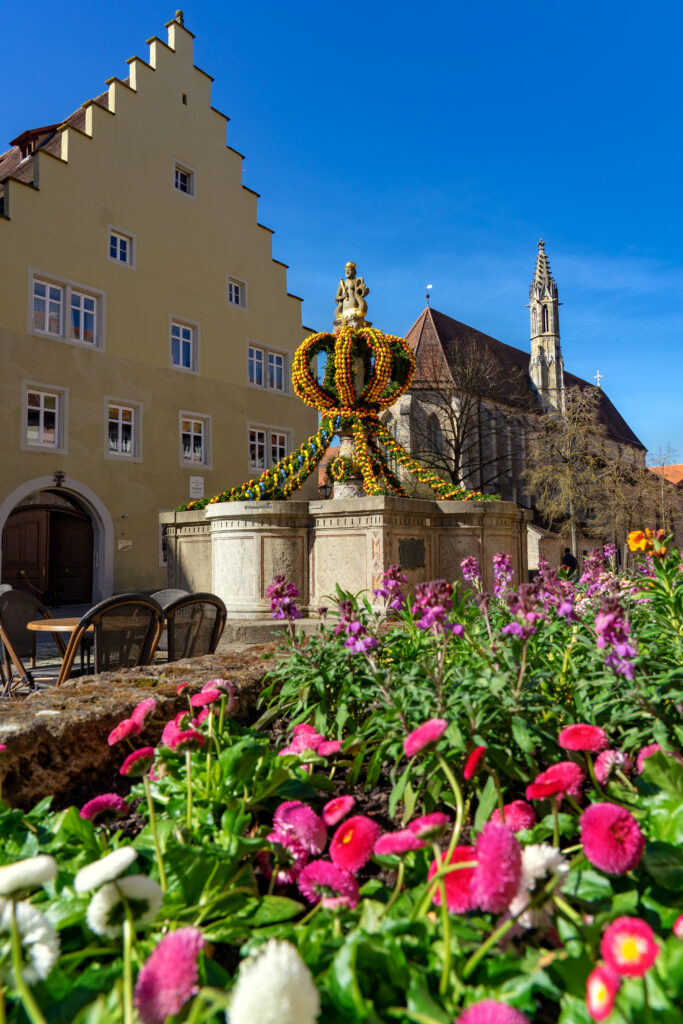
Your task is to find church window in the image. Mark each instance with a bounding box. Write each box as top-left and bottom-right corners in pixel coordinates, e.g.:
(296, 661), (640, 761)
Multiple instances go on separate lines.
(542, 306), (549, 332)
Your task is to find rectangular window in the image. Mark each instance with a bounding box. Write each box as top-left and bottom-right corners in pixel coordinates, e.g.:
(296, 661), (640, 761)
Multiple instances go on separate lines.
(271, 431), (288, 464)
(247, 343), (288, 392)
(249, 425), (291, 472)
(30, 272), (104, 348)
(107, 403), (136, 456)
(249, 428), (266, 471)
(171, 321), (196, 371)
(22, 384), (67, 452)
(180, 415), (210, 465)
(174, 163), (194, 195)
(228, 277), (246, 308)
(109, 229), (133, 266)
(268, 351), (285, 392)
(248, 345), (264, 386)
(32, 280), (63, 336)
(70, 290), (97, 345)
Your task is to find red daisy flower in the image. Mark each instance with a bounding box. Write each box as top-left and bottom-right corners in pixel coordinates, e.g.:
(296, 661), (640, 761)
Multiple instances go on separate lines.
(491, 800), (536, 832)
(427, 846), (476, 913)
(374, 830), (425, 856)
(130, 698), (157, 732)
(464, 745), (486, 780)
(297, 859), (359, 909)
(329, 815), (381, 872)
(601, 916), (660, 976)
(559, 724), (608, 753)
(409, 812), (450, 841)
(273, 801), (327, 855)
(120, 747), (156, 777)
(80, 793), (129, 822)
(580, 803), (644, 874)
(526, 761), (585, 801)
(586, 965), (620, 1022)
(322, 796), (355, 826)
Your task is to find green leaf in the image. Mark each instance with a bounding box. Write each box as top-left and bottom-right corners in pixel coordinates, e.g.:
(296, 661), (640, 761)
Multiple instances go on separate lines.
(406, 978), (450, 1023)
(643, 842), (683, 891)
(389, 763), (412, 819)
(511, 716), (535, 754)
(473, 775), (499, 832)
(642, 752), (683, 798)
(235, 895), (304, 925)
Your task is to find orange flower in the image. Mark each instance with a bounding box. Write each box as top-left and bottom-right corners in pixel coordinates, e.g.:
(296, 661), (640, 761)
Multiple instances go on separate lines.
(627, 530), (651, 553)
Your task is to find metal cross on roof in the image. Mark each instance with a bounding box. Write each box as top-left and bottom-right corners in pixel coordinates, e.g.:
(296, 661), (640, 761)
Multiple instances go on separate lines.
(594, 370), (603, 388)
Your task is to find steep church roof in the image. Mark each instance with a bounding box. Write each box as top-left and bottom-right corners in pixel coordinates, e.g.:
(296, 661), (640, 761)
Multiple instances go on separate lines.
(405, 306), (645, 450)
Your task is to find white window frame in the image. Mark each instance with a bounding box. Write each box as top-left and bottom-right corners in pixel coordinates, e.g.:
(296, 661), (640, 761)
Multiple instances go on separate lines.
(227, 276), (247, 309)
(247, 341), (289, 394)
(179, 411), (212, 469)
(248, 423), (292, 473)
(104, 398), (142, 462)
(21, 381), (68, 454)
(107, 226), (135, 268)
(173, 160), (196, 198)
(29, 269), (105, 350)
(248, 344), (265, 387)
(170, 317), (199, 373)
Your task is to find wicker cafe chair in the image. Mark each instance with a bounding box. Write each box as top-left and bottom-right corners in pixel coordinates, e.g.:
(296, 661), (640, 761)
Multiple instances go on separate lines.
(151, 588), (190, 610)
(164, 592), (227, 662)
(0, 590), (66, 693)
(55, 593), (164, 687)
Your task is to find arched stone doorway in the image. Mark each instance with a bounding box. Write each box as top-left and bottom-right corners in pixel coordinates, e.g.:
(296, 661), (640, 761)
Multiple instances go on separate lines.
(0, 477), (114, 603)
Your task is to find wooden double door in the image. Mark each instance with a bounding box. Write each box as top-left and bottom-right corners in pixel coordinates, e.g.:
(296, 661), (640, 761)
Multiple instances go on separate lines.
(2, 505), (93, 604)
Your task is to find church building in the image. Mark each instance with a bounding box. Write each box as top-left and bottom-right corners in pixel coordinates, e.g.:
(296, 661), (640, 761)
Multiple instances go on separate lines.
(388, 241), (646, 565)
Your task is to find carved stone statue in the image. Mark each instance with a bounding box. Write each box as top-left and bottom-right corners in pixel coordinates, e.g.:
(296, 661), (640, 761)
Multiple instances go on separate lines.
(335, 261), (369, 322)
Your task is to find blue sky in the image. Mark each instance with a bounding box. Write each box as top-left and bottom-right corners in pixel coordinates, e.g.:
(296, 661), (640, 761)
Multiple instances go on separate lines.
(3, 0), (681, 456)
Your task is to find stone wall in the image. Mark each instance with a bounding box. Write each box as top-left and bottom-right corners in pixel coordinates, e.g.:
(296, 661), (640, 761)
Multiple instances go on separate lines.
(163, 496), (532, 617)
(0, 647), (271, 809)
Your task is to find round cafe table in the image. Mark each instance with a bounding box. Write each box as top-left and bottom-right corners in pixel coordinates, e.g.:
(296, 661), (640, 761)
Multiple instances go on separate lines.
(27, 618), (94, 675)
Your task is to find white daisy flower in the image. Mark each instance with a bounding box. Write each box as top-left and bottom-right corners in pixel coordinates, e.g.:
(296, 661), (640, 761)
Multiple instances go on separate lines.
(0, 855), (57, 896)
(0, 899), (60, 984)
(509, 842), (569, 929)
(74, 847), (138, 893)
(86, 875), (163, 938)
(227, 939), (320, 1024)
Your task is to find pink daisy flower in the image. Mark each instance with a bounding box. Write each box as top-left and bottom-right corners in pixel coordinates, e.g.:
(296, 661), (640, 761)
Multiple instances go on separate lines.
(293, 723), (319, 736)
(526, 761), (585, 801)
(0, 746), (6, 753)
(189, 689), (221, 708)
(464, 745), (487, 780)
(586, 965), (620, 1022)
(193, 708), (211, 727)
(559, 724), (608, 753)
(176, 683), (189, 695)
(409, 812), (450, 841)
(289, 732), (324, 753)
(472, 822), (522, 913)
(427, 846), (476, 913)
(673, 914), (683, 939)
(273, 801), (327, 855)
(491, 800), (536, 832)
(601, 916), (660, 976)
(580, 803), (644, 874)
(323, 796), (355, 827)
(120, 747), (156, 777)
(329, 815), (381, 873)
(404, 718), (448, 758)
(594, 749), (633, 786)
(133, 926), (205, 1024)
(203, 678), (235, 712)
(318, 740), (343, 756)
(168, 730), (205, 752)
(455, 999), (530, 1023)
(297, 859), (359, 909)
(80, 793), (129, 822)
(108, 718), (138, 746)
(161, 720), (181, 747)
(374, 830), (425, 856)
(130, 698), (157, 732)
(260, 831), (309, 886)
(636, 743), (683, 773)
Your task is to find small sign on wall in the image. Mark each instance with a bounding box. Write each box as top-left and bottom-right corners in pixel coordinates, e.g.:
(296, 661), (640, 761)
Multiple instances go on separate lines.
(189, 476), (204, 500)
(117, 539), (133, 552)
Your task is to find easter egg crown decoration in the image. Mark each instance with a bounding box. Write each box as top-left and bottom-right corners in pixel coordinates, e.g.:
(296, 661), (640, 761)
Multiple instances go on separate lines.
(179, 264), (484, 508)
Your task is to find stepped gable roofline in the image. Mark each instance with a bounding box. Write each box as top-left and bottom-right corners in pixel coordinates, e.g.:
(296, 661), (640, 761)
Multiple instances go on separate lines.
(405, 306), (645, 450)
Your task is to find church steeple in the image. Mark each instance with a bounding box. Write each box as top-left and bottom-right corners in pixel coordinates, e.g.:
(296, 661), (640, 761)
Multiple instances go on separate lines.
(529, 239), (564, 412)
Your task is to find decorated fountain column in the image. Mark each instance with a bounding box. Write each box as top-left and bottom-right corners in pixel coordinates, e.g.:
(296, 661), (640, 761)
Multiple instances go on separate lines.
(332, 261), (371, 498)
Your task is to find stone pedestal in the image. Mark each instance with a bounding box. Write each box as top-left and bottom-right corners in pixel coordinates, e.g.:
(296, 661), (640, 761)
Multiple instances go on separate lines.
(332, 432), (366, 499)
(162, 498), (533, 618)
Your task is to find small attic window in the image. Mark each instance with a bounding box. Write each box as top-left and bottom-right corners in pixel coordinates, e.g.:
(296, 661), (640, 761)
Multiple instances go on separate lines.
(182, 93), (188, 105)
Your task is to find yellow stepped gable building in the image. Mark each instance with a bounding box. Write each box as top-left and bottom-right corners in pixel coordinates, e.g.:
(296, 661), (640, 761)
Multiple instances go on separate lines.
(0, 13), (317, 603)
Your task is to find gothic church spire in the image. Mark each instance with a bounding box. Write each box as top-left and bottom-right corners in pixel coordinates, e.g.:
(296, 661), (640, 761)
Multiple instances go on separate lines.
(529, 239), (564, 412)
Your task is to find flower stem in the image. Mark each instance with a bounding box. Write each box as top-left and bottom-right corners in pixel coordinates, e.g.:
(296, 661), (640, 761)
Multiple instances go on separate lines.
(9, 903), (48, 1024)
(143, 773), (167, 894)
(0, 987), (6, 1024)
(551, 796), (560, 847)
(383, 859), (405, 916)
(186, 748), (193, 832)
(584, 753), (605, 797)
(642, 975), (652, 1023)
(298, 902), (322, 926)
(435, 849), (452, 997)
(122, 917), (134, 1024)
(436, 752), (465, 858)
(204, 710), (214, 800)
(490, 769), (505, 821)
